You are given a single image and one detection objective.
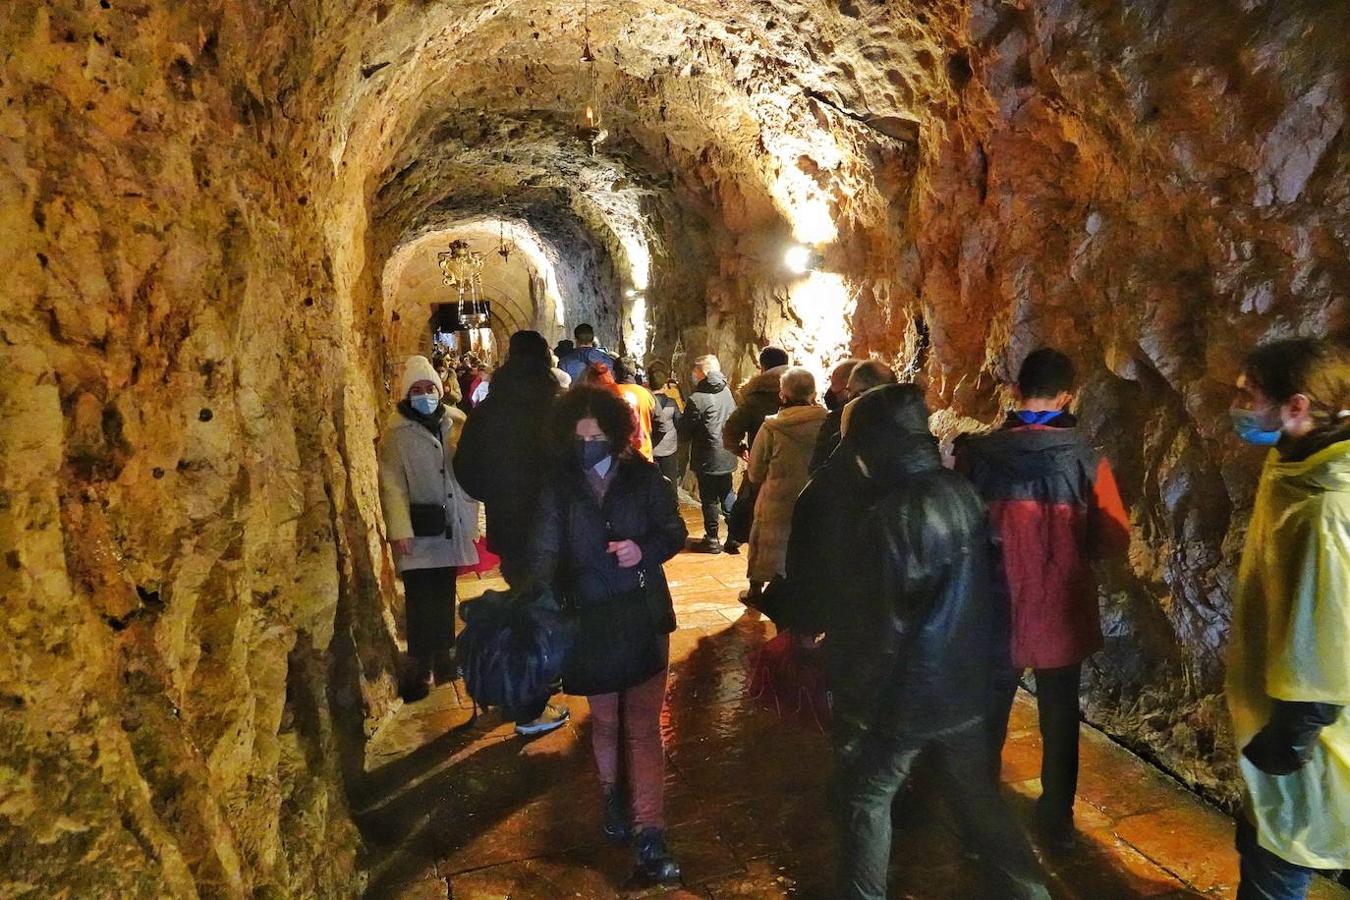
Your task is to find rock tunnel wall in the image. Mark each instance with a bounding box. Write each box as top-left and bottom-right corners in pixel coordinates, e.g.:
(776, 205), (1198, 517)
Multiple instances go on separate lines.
(901, 0), (1350, 800)
(1, 0), (1347, 894)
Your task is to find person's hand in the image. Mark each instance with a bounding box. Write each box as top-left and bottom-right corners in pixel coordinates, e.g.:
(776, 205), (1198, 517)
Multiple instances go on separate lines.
(606, 540), (643, 568)
(739, 448), (751, 463)
(393, 538), (414, 557)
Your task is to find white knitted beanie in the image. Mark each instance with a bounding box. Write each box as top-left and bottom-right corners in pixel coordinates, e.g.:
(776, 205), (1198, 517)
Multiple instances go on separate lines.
(400, 355), (444, 398)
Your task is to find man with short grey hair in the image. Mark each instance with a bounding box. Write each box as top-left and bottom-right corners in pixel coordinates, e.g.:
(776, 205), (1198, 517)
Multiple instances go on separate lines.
(811, 359), (898, 473)
(679, 354), (739, 552)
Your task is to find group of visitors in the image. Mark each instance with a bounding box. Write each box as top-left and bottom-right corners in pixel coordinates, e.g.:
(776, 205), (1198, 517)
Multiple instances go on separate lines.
(378, 323), (1348, 898)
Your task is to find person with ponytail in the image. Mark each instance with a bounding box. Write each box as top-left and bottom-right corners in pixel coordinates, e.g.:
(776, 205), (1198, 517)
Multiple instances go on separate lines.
(1227, 337), (1350, 899)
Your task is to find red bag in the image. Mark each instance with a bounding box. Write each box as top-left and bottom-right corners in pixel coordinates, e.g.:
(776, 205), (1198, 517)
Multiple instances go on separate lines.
(460, 537), (501, 577)
(748, 632), (832, 730)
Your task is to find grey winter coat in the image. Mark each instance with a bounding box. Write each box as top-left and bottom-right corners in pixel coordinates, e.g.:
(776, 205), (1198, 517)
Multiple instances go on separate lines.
(378, 405), (480, 574)
(680, 373), (738, 474)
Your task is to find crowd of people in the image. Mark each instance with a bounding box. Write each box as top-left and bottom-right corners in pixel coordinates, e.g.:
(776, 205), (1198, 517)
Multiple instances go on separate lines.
(378, 323), (1349, 898)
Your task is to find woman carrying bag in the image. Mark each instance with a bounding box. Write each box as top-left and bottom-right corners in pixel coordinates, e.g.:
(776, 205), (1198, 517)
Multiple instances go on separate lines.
(378, 356), (480, 702)
(528, 386), (688, 885)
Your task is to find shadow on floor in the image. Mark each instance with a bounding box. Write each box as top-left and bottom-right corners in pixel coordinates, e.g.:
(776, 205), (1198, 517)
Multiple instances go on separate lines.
(355, 601), (1228, 899)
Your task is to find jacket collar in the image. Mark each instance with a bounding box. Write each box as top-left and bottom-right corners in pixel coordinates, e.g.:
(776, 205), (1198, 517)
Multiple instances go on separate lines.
(739, 365), (788, 397)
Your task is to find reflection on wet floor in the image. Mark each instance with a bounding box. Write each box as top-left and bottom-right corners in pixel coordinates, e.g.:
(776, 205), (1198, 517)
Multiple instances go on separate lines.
(358, 510), (1349, 900)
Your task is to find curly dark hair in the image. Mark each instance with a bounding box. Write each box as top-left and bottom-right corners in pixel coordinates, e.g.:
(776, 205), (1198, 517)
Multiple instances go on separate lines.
(547, 385), (639, 463)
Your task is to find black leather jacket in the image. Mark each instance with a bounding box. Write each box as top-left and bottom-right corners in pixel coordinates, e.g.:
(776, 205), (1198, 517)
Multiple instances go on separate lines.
(824, 386), (1007, 741)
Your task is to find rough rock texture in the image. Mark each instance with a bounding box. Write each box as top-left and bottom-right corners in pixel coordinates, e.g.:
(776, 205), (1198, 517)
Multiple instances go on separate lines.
(2, 0), (1346, 893)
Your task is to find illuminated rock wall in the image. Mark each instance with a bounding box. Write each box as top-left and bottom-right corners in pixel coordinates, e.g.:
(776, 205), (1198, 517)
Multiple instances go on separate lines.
(2, 0), (1346, 892)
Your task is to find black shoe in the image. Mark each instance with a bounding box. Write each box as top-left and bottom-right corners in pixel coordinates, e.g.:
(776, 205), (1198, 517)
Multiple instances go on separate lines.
(432, 649), (462, 684)
(603, 788), (631, 844)
(722, 539), (741, 555)
(693, 537), (722, 554)
(636, 827), (681, 884)
(400, 661), (432, 703)
(1034, 809), (1077, 855)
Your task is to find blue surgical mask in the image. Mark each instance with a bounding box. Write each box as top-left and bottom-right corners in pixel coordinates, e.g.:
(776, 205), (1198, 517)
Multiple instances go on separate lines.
(1230, 408), (1280, 446)
(410, 393), (439, 415)
(576, 438), (612, 470)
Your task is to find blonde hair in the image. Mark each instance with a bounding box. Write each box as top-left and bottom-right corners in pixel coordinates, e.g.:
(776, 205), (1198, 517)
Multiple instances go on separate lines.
(693, 354), (721, 374)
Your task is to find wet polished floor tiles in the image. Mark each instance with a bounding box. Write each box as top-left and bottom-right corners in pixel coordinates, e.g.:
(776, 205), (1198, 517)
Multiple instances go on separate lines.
(360, 511), (1349, 900)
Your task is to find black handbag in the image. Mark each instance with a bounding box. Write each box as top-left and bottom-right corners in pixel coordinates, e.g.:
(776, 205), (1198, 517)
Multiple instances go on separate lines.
(408, 502), (448, 537)
(728, 480), (758, 544)
(561, 572), (670, 696)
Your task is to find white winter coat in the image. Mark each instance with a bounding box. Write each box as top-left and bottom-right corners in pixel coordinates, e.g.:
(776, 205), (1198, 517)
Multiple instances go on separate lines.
(378, 406), (480, 574)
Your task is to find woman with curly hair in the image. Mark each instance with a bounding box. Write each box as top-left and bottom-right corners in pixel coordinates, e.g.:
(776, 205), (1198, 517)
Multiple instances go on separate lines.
(527, 386), (689, 884)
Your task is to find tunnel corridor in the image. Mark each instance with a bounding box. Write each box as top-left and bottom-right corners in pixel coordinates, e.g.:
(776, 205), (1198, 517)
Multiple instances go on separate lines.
(2, 0), (1348, 896)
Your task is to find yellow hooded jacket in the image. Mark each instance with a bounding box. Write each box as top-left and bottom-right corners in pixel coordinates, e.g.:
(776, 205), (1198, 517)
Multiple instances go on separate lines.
(1227, 439), (1350, 869)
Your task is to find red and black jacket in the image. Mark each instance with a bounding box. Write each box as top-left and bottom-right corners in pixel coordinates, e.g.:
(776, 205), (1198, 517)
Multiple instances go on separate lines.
(954, 412), (1130, 669)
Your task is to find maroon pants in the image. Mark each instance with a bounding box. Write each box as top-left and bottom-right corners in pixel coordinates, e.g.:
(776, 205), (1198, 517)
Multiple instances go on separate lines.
(588, 660), (669, 831)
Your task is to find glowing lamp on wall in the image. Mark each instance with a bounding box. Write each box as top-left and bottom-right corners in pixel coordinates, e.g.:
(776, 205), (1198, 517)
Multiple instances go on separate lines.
(784, 244), (824, 275)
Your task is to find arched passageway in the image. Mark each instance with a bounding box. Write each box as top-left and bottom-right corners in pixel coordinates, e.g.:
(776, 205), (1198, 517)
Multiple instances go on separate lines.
(2, 0), (1347, 895)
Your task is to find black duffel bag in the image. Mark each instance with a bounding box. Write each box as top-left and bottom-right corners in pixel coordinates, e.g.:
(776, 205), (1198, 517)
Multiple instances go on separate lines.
(458, 585), (569, 712)
(562, 573), (673, 696)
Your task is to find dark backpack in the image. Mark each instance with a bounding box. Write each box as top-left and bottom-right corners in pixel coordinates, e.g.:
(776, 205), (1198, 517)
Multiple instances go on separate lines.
(457, 585), (570, 712)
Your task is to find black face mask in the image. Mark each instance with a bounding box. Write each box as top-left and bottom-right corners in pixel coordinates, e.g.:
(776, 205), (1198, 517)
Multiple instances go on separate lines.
(824, 388), (845, 412)
(575, 438), (612, 470)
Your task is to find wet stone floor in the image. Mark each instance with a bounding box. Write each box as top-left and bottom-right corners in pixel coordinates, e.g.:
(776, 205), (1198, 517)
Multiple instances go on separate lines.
(358, 509), (1349, 900)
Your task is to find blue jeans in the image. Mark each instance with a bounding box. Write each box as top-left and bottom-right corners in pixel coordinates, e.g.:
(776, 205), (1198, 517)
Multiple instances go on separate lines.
(1236, 817), (1318, 900)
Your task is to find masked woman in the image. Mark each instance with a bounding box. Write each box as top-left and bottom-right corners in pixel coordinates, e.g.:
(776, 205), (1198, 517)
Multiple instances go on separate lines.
(528, 386), (688, 884)
(378, 356), (480, 702)
(1227, 338), (1350, 899)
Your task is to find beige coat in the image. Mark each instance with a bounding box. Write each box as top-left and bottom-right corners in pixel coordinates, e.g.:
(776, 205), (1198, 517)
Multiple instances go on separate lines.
(747, 404), (827, 582)
(378, 406), (479, 573)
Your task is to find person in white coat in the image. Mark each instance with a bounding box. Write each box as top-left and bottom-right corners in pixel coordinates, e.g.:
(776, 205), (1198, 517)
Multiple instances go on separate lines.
(379, 355), (480, 702)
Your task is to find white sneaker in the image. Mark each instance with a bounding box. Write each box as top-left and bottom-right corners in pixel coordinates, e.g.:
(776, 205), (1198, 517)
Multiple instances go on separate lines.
(514, 703), (570, 736)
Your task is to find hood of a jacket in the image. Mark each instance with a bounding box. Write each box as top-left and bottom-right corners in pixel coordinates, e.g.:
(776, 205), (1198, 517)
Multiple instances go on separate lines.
(961, 423), (1089, 481)
(738, 365), (789, 399)
(1270, 438), (1350, 495)
(697, 372), (729, 393)
(844, 385), (941, 489)
(484, 361), (560, 403)
(763, 404), (828, 443)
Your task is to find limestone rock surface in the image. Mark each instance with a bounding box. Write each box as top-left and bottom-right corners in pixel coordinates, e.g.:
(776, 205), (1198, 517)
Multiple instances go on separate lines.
(2, 0), (1347, 894)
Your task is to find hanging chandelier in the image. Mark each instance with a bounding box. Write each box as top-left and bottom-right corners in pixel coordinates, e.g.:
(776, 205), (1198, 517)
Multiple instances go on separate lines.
(436, 239), (490, 330)
(496, 222), (512, 263)
(575, 0), (607, 153)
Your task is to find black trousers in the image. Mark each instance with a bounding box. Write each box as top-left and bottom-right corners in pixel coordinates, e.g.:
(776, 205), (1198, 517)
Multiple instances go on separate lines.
(835, 719), (1050, 899)
(655, 452), (681, 486)
(695, 471), (735, 539)
(989, 663), (1083, 825)
(401, 567), (458, 664)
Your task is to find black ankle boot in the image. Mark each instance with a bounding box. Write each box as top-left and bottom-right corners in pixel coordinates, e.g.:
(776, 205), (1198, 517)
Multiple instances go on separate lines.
(603, 788), (630, 844)
(636, 827), (680, 884)
(432, 648), (461, 684)
(400, 659), (432, 702)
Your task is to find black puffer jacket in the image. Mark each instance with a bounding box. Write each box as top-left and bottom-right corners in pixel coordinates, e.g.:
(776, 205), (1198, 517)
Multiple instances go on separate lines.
(681, 373), (738, 474)
(454, 364), (561, 565)
(823, 385), (1006, 741)
(528, 456), (688, 622)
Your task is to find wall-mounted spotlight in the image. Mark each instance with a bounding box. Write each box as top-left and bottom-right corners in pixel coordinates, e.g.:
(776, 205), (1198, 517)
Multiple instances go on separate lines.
(784, 244), (824, 274)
